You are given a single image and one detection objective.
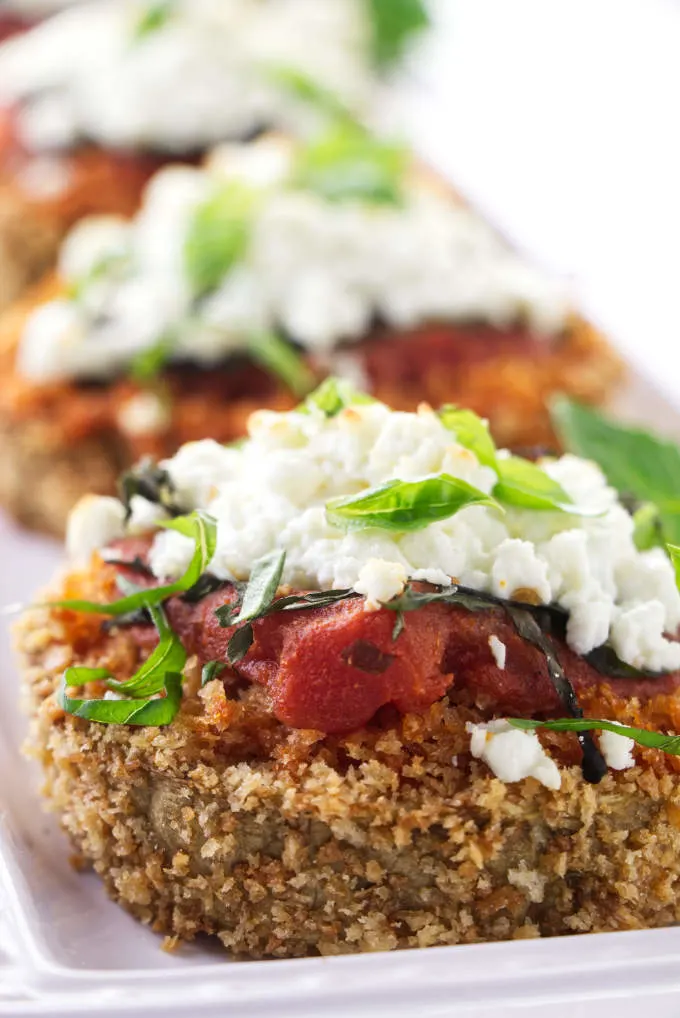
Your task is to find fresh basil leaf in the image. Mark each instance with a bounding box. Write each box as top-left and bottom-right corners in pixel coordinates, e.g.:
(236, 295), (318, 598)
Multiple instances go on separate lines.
(299, 376), (377, 417)
(201, 661), (227, 687)
(509, 717), (680, 757)
(326, 474), (502, 533)
(105, 605), (186, 698)
(552, 397), (680, 507)
(53, 511), (217, 617)
(494, 456), (600, 515)
(668, 544), (680, 590)
(184, 182), (256, 297)
(293, 124), (407, 205)
(58, 672), (182, 726)
(247, 331), (317, 398)
(182, 573), (226, 604)
(237, 549), (286, 623)
(505, 606), (607, 783)
(132, 0), (175, 40)
(227, 623), (254, 665)
(438, 406), (498, 469)
(63, 667), (112, 687)
(364, 0), (429, 67)
(129, 331), (176, 382)
(633, 503), (664, 551)
(118, 458), (184, 519)
(264, 66), (357, 125)
(266, 588), (357, 613)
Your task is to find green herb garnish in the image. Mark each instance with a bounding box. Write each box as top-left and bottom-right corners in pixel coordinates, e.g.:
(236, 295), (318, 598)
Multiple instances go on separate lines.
(508, 717), (680, 758)
(132, 0), (175, 40)
(129, 331), (177, 383)
(54, 511), (217, 617)
(264, 66), (358, 125)
(293, 124), (407, 205)
(201, 661), (227, 687)
(552, 397), (680, 545)
(364, 0), (430, 67)
(325, 475), (502, 533)
(58, 603), (185, 725)
(300, 376), (377, 417)
(440, 404), (601, 516)
(184, 182), (257, 297)
(118, 458), (184, 520)
(247, 331), (317, 398)
(439, 406), (497, 469)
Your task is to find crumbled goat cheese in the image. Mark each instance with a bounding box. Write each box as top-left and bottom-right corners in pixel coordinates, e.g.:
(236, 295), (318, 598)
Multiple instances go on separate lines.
(467, 721), (562, 790)
(0, 0), (373, 152)
(355, 559), (407, 610)
(488, 635), (506, 669)
(17, 133), (570, 383)
(65, 400), (680, 674)
(66, 494), (126, 563)
(599, 727), (636, 771)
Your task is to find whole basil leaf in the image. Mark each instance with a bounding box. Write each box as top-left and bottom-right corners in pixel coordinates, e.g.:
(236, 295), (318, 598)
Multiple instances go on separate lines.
(247, 331), (317, 397)
(293, 124), (407, 205)
(495, 456), (602, 515)
(552, 397), (680, 543)
(299, 376), (377, 417)
(184, 182), (257, 297)
(364, 0), (429, 67)
(53, 511), (217, 617)
(438, 405), (498, 469)
(326, 474), (502, 532)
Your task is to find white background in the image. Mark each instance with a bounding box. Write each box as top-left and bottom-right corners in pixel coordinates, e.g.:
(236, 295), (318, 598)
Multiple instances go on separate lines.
(405, 0), (680, 406)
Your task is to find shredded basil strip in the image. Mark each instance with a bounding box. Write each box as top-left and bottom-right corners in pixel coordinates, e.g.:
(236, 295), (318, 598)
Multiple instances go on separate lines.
(299, 376), (378, 417)
(52, 511), (217, 617)
(552, 397), (680, 545)
(129, 331), (177, 383)
(59, 672), (183, 726)
(293, 124), (407, 206)
(58, 604), (185, 725)
(201, 661), (227, 687)
(264, 66), (358, 125)
(247, 331), (317, 398)
(326, 475), (502, 533)
(508, 718), (680, 757)
(184, 182), (257, 297)
(364, 0), (430, 67)
(118, 458), (184, 520)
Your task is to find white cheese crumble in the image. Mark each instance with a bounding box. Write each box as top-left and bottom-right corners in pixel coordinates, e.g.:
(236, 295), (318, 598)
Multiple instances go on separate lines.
(467, 720), (562, 790)
(488, 635), (507, 670)
(0, 0), (374, 153)
(66, 494), (126, 564)
(599, 727), (636, 771)
(66, 399), (680, 676)
(17, 134), (571, 383)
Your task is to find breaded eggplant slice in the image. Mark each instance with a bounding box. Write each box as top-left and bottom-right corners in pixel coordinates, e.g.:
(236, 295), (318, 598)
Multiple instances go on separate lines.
(0, 278), (621, 536)
(16, 550), (680, 959)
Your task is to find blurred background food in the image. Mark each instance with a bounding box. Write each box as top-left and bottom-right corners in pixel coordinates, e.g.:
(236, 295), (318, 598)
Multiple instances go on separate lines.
(0, 0), (676, 535)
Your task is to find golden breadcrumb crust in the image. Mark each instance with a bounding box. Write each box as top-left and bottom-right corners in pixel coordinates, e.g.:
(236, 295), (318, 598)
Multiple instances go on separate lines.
(14, 569), (680, 960)
(0, 270), (623, 537)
